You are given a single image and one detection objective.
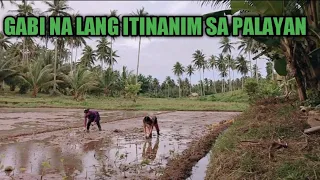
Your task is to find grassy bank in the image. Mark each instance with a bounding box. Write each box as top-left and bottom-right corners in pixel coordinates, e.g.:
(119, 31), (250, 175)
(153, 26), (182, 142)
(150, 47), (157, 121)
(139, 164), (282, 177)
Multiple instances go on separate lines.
(206, 99), (320, 179)
(0, 93), (248, 111)
(203, 90), (249, 103)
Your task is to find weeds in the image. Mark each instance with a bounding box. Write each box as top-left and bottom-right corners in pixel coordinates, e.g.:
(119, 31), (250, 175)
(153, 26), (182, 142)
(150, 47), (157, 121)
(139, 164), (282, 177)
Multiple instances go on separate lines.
(206, 101), (320, 180)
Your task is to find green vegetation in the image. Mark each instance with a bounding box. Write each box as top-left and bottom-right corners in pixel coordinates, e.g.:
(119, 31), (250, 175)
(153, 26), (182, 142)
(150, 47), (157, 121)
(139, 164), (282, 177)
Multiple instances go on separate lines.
(199, 1), (320, 179)
(206, 101), (320, 179)
(203, 1), (320, 102)
(206, 90), (248, 103)
(0, 93), (247, 111)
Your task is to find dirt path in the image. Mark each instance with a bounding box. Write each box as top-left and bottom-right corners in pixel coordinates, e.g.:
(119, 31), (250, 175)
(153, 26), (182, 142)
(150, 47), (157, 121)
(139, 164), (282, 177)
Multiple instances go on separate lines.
(0, 108), (240, 180)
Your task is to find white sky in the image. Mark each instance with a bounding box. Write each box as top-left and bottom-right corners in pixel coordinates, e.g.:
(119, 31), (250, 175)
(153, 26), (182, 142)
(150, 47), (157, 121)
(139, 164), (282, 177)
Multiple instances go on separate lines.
(0, 1), (268, 84)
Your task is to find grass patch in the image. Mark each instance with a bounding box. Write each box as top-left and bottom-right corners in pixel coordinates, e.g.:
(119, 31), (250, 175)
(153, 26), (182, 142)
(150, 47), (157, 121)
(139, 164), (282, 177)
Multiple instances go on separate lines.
(0, 93), (248, 111)
(206, 98), (320, 180)
(205, 90), (249, 103)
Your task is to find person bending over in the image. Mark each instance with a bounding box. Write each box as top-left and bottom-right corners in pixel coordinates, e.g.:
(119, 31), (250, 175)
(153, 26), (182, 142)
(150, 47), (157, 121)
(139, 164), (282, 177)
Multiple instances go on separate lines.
(84, 109), (102, 132)
(143, 115), (160, 139)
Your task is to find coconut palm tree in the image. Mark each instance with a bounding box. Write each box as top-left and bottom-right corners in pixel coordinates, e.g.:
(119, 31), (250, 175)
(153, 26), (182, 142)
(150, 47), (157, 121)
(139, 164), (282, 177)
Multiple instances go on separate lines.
(216, 53), (228, 92)
(130, 7), (149, 84)
(186, 64), (194, 93)
(22, 59), (56, 97)
(96, 67), (117, 96)
(152, 78), (159, 96)
(225, 54), (234, 91)
(62, 65), (97, 100)
(43, 0), (72, 94)
(235, 55), (249, 89)
(80, 45), (96, 68)
(237, 37), (257, 79)
(219, 37), (235, 55)
(66, 12), (87, 72)
(165, 76), (171, 98)
(202, 59), (208, 96)
(192, 49), (205, 96)
(96, 37), (111, 70)
(10, 0), (38, 64)
(0, 51), (18, 90)
(219, 37), (235, 92)
(109, 9), (121, 70)
(173, 62), (184, 98)
(106, 50), (119, 68)
(0, 32), (11, 51)
(43, 0), (71, 16)
(230, 59), (237, 90)
(208, 55), (217, 93)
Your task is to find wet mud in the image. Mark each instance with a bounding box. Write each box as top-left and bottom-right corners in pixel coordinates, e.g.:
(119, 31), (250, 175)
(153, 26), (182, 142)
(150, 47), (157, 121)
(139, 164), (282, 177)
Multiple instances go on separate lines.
(159, 122), (232, 180)
(0, 108), (239, 179)
(0, 108), (166, 140)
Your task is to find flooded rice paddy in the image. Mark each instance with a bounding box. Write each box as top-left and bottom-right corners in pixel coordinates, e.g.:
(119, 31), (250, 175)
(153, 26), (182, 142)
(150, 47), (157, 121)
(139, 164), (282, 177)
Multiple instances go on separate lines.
(0, 108), (240, 179)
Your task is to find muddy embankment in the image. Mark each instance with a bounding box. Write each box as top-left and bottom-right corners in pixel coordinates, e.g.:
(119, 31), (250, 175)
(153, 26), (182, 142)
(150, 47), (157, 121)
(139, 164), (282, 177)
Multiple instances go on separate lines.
(0, 108), (239, 180)
(159, 122), (232, 180)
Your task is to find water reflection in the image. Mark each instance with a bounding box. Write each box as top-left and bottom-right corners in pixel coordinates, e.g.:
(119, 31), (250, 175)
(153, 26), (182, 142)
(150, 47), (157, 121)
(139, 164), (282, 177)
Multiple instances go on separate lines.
(142, 137), (160, 161)
(0, 131), (190, 179)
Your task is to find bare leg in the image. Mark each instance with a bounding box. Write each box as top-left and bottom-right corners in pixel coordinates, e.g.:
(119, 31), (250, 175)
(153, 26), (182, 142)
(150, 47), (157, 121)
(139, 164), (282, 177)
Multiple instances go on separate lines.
(143, 123), (148, 138)
(96, 120), (102, 131)
(148, 125), (153, 138)
(154, 123), (160, 135)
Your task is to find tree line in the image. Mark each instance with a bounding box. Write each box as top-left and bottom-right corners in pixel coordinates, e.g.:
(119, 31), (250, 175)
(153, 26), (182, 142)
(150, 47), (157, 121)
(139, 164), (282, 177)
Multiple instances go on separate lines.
(0, 0), (283, 101)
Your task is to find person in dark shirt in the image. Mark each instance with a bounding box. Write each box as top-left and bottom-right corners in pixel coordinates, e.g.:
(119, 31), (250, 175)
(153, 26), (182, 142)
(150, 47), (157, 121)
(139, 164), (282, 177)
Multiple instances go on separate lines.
(143, 115), (160, 139)
(84, 109), (102, 132)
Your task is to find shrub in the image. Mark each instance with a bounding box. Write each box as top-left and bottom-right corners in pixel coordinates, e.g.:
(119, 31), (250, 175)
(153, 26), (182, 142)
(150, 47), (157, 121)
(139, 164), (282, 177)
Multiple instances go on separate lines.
(124, 83), (142, 102)
(244, 78), (281, 102)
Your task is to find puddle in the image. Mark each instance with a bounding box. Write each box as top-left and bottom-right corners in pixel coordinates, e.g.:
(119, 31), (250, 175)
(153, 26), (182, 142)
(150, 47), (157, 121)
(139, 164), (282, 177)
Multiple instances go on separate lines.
(0, 129), (191, 179)
(186, 151), (211, 180)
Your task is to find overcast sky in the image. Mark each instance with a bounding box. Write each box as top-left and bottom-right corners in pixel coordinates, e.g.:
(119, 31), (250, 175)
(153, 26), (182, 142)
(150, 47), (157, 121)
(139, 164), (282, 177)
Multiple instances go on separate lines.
(0, 1), (268, 84)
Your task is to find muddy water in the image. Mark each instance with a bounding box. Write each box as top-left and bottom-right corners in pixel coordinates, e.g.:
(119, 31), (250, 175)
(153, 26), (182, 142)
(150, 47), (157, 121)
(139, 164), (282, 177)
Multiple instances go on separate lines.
(0, 130), (190, 180)
(0, 109), (240, 179)
(186, 151), (211, 180)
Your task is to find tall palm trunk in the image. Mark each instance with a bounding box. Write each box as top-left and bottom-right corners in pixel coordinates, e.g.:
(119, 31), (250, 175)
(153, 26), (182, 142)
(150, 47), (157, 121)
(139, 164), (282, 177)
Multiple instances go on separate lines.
(110, 38), (113, 71)
(53, 39), (58, 94)
(212, 70), (216, 93)
(136, 37), (142, 84)
(232, 70), (235, 91)
(222, 78), (224, 93)
(202, 68), (205, 96)
(249, 52), (252, 77)
(178, 77), (181, 98)
(74, 48), (78, 67)
(228, 62), (232, 92)
(241, 77), (244, 90)
(199, 70), (202, 96)
(23, 37), (26, 64)
(189, 75), (192, 94)
(70, 46), (73, 72)
(101, 58), (104, 70)
(255, 59), (258, 82)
